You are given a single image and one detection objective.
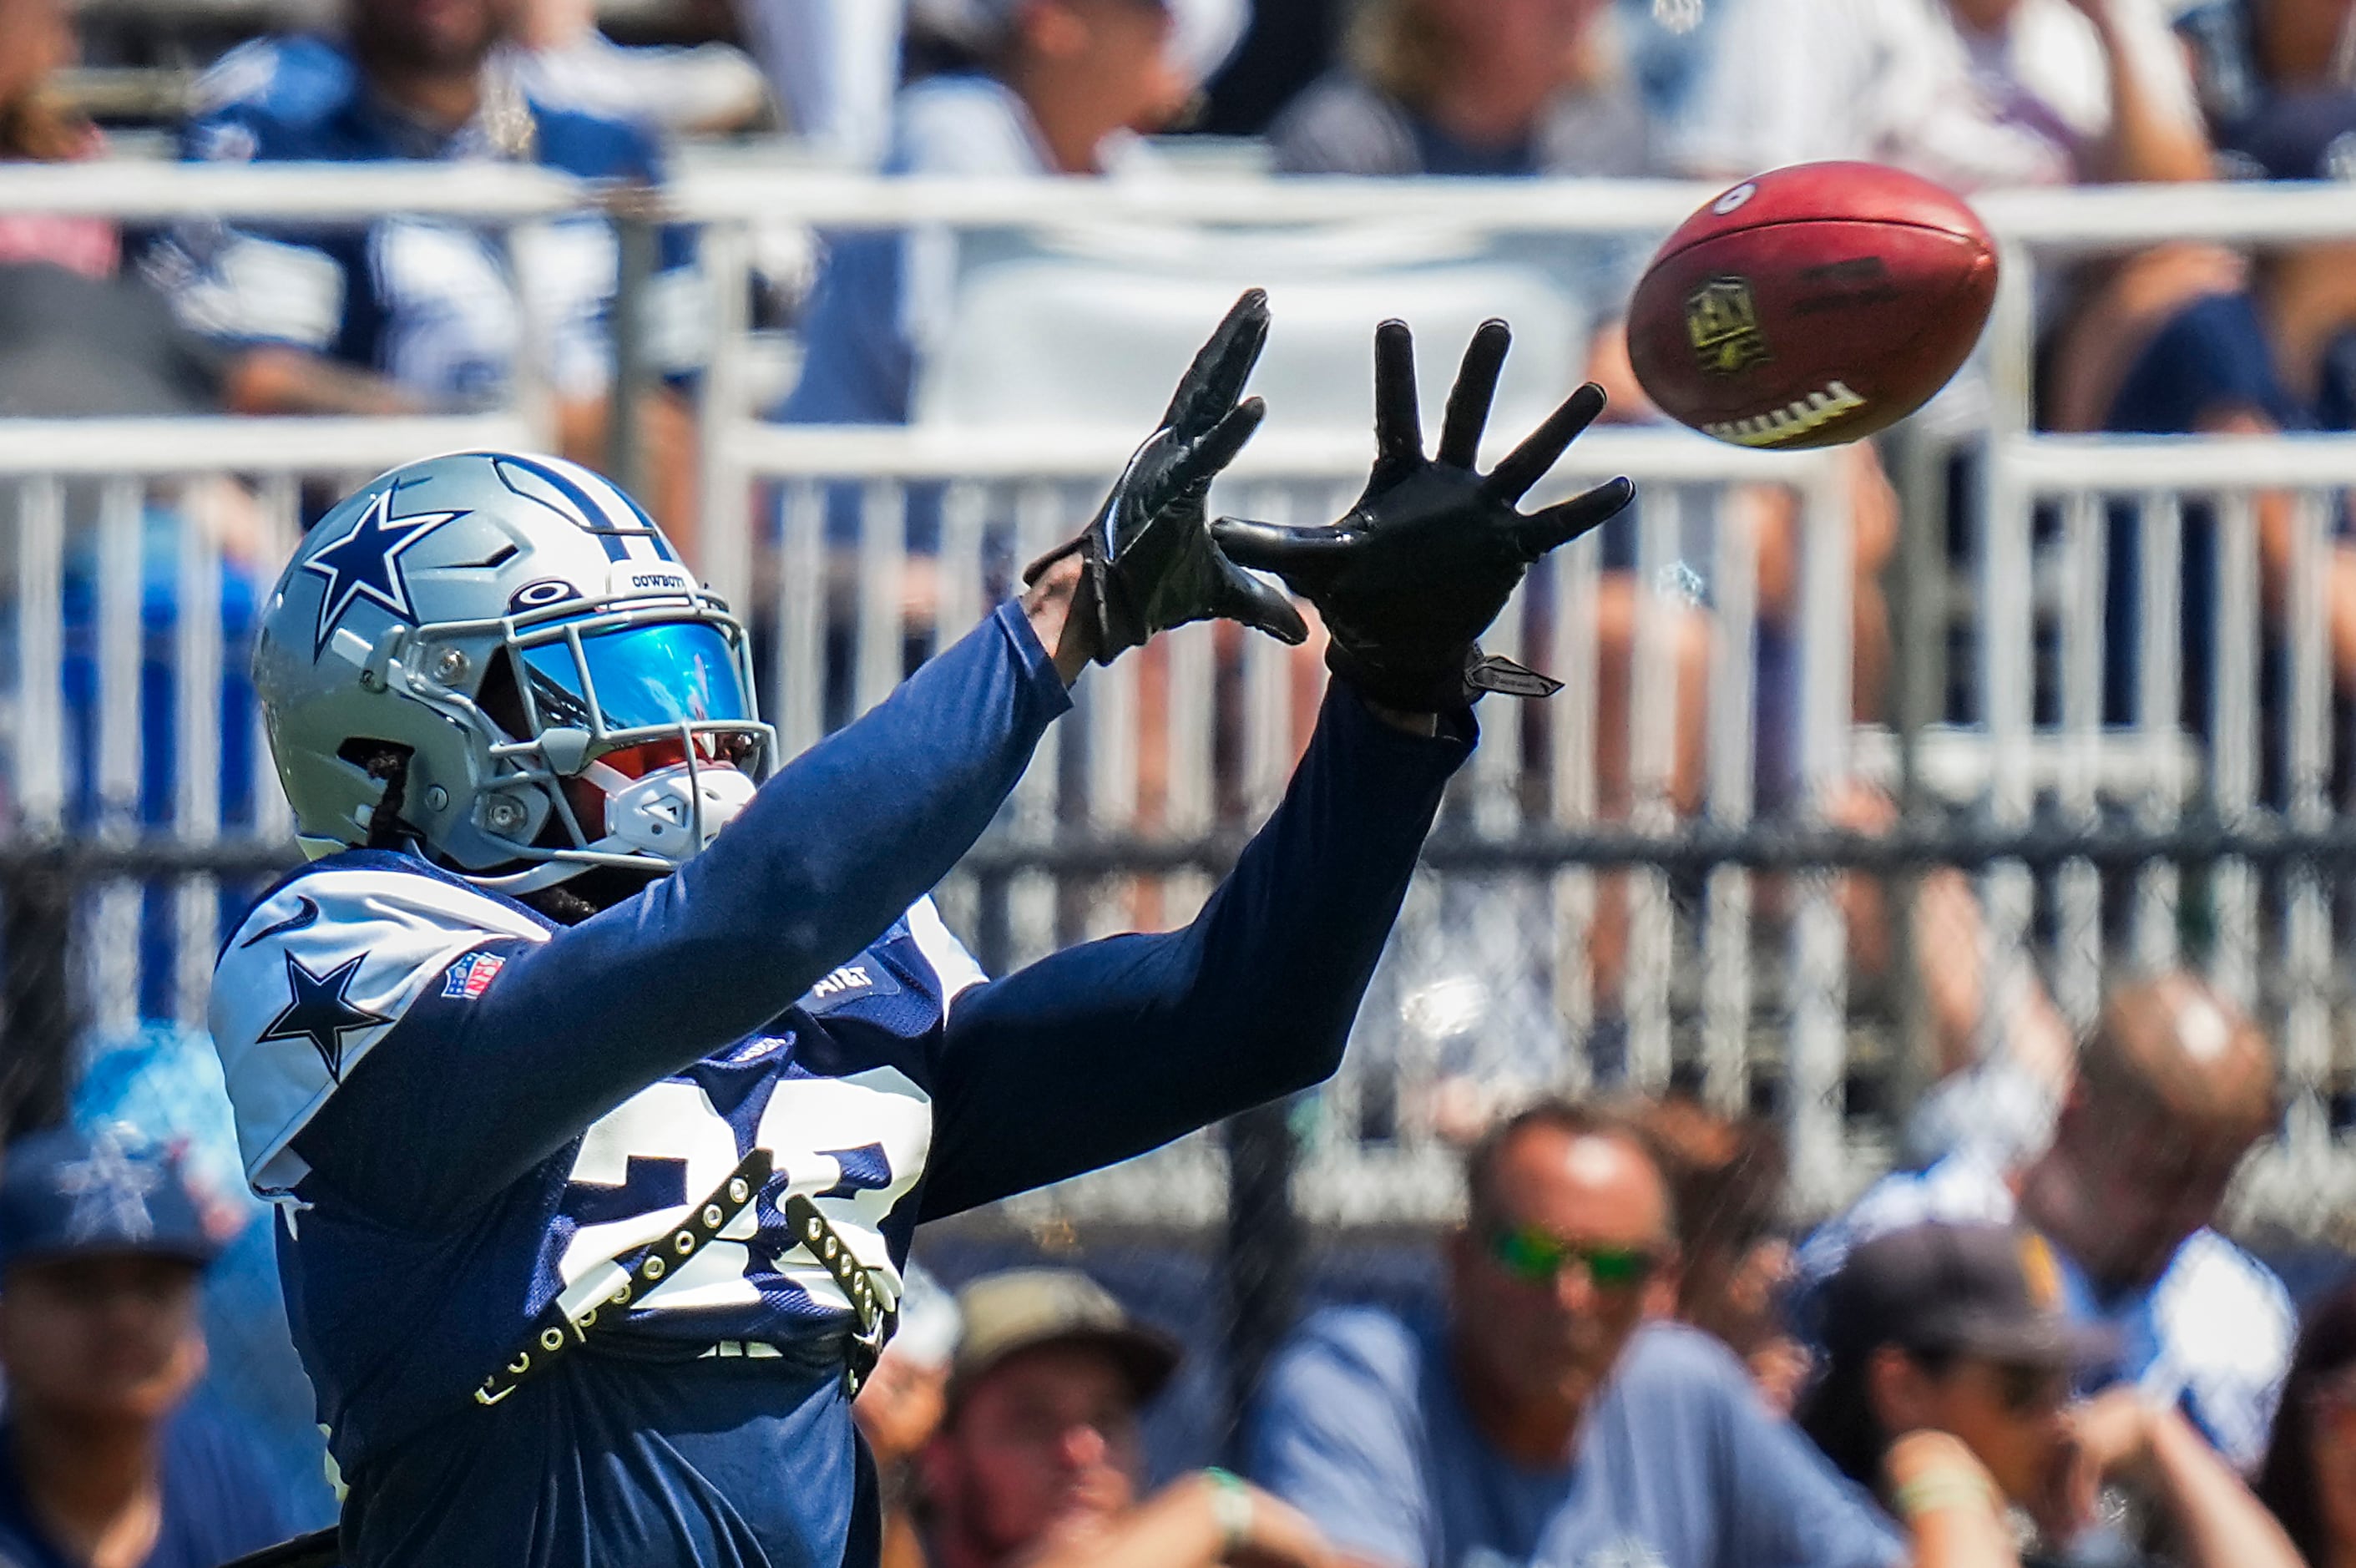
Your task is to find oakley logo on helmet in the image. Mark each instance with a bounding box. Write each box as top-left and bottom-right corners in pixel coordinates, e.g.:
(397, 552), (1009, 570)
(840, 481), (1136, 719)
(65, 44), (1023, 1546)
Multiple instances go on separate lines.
(302, 488), (466, 657)
(510, 579), (577, 613)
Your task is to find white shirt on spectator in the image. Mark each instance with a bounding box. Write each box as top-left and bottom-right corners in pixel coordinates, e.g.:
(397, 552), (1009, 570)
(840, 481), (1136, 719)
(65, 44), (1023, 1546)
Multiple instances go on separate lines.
(1666, 0), (2200, 189)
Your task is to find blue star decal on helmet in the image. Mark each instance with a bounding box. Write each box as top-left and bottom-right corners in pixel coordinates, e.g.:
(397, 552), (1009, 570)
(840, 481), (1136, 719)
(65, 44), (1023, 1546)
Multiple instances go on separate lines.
(302, 487), (467, 657)
(260, 951), (392, 1082)
(55, 1127), (163, 1243)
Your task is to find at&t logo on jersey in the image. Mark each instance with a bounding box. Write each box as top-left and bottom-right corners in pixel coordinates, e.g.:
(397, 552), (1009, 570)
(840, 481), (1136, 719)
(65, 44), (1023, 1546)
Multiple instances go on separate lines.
(443, 951), (508, 999)
(811, 964), (874, 1000)
(801, 961), (902, 1012)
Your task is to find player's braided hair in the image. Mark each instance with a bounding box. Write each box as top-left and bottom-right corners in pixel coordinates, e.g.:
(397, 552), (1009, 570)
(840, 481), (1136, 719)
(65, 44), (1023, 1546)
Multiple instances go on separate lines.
(347, 742), (413, 851)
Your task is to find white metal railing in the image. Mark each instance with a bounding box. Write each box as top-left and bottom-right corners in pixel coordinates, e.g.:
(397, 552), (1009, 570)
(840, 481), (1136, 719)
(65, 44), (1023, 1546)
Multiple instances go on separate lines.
(4, 164), (2356, 1226)
(730, 430), (1848, 1225)
(0, 417), (527, 1042)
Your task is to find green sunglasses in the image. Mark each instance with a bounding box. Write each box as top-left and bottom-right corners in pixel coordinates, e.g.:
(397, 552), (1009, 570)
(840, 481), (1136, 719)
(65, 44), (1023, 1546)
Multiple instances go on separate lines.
(1487, 1226), (1661, 1290)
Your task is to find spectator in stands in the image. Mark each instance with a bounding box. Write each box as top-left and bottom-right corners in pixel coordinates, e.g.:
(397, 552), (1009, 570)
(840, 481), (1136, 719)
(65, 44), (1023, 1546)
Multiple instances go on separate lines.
(151, 0), (704, 544)
(1668, 0), (2228, 720)
(2, 10), (240, 590)
(0, 0), (227, 419)
(741, 0), (1246, 165)
(859, 1260), (961, 1568)
(1793, 974), (2294, 1474)
(924, 1268), (1336, 1568)
(2175, 0), (2353, 149)
(2170, 7), (2356, 706)
(737, 0), (908, 164)
(1801, 1220), (2307, 1568)
(508, 0), (771, 135)
(0, 0), (114, 280)
(1265, 0), (1647, 411)
(1246, 1100), (2012, 1568)
(1670, 0), (2211, 191)
(781, 0), (1221, 428)
(2255, 1277), (2356, 1566)
(0, 1125), (291, 1567)
(1632, 1095), (1811, 1414)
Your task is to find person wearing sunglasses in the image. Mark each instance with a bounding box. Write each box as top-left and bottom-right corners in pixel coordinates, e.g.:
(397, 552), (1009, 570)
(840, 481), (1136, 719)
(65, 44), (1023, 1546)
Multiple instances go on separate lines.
(1792, 975), (2293, 1477)
(1245, 1100), (2010, 1568)
(1799, 1221), (2303, 1568)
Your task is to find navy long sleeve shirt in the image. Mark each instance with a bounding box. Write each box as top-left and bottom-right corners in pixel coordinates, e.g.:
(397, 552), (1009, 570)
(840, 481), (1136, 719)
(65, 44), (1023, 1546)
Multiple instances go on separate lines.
(210, 600), (1469, 1566)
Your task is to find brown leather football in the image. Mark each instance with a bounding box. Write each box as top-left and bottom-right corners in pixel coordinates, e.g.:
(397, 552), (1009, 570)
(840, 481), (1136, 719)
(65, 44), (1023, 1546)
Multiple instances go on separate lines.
(1626, 162), (1998, 450)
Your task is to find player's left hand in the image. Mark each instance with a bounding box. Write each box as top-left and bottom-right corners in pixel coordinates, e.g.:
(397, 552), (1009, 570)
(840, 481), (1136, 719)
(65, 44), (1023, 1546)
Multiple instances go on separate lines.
(1024, 288), (1308, 665)
(1211, 318), (1634, 712)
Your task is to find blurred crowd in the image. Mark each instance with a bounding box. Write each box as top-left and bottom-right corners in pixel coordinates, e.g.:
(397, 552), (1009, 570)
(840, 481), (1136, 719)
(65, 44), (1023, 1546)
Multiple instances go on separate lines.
(1, 0), (2352, 459)
(8, 970), (2353, 1567)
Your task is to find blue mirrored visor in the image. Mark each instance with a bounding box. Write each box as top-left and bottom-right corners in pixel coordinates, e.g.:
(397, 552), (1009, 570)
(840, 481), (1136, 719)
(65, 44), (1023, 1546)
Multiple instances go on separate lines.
(520, 621), (751, 734)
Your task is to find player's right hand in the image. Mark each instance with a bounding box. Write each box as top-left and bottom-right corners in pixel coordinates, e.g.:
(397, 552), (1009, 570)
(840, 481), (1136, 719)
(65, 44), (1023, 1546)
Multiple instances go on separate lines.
(1024, 289), (1308, 665)
(1211, 318), (1633, 711)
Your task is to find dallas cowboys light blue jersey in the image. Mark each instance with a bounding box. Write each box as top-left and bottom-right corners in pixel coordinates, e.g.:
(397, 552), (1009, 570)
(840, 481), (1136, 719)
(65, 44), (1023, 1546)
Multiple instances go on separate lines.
(151, 36), (697, 407)
(208, 594), (1474, 1565)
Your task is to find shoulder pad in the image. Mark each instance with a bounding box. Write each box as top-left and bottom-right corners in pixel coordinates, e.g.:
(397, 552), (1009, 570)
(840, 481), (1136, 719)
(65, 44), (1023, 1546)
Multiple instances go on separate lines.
(210, 860), (549, 1194)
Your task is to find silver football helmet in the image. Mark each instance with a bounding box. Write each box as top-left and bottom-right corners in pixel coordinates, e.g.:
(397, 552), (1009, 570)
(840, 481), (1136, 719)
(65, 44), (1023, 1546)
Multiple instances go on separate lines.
(253, 451), (775, 892)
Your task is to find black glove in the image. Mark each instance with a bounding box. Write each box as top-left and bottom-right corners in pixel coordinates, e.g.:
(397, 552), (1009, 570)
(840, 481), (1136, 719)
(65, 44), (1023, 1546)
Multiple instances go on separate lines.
(1210, 318), (1635, 711)
(1024, 289), (1307, 664)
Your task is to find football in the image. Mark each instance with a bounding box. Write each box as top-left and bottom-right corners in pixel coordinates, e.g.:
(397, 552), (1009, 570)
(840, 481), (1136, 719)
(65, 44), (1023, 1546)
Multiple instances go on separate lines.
(1625, 162), (1998, 450)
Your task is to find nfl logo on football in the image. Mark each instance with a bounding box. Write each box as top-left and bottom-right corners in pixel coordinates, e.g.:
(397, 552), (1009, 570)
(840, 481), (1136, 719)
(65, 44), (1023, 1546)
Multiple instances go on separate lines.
(1685, 277), (1772, 376)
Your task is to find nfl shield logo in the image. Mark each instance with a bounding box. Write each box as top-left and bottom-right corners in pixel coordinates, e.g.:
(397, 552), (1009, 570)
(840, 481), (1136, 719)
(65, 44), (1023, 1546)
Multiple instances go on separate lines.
(442, 951), (508, 999)
(1686, 277), (1772, 375)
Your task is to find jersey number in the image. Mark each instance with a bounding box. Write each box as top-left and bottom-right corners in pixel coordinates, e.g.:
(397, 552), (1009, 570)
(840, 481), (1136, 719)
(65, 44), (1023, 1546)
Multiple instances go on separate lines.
(556, 1066), (930, 1317)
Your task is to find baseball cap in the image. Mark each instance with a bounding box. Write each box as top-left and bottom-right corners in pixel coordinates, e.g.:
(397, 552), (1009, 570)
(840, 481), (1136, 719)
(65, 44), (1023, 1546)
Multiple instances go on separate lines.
(948, 1268), (1181, 1410)
(1819, 1222), (2114, 1369)
(0, 1125), (221, 1276)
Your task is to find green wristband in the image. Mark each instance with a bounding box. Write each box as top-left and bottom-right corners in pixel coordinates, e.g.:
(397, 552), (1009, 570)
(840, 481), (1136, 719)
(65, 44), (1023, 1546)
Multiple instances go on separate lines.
(1203, 1468), (1253, 1555)
(1892, 1468), (2001, 1522)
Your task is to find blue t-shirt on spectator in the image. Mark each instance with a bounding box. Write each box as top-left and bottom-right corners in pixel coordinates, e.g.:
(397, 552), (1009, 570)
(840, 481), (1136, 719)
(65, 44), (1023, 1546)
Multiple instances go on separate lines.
(2103, 289), (2291, 439)
(1247, 1309), (1902, 1568)
(0, 1406), (291, 1568)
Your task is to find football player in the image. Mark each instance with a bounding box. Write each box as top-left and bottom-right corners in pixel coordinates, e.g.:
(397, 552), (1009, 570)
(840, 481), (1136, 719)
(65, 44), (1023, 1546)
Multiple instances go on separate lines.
(210, 293), (1630, 1565)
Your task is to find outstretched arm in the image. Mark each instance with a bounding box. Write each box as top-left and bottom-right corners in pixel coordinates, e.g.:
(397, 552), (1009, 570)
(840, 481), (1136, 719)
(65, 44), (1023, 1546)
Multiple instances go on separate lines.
(918, 680), (1469, 1219)
(278, 293), (1292, 1222)
(295, 592), (1078, 1218)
